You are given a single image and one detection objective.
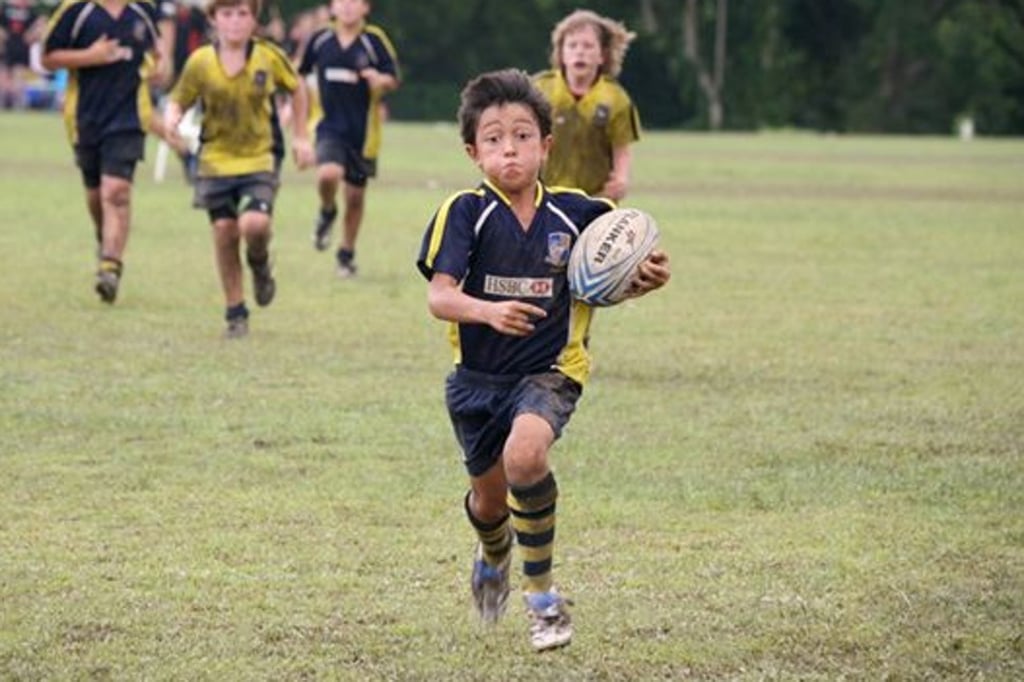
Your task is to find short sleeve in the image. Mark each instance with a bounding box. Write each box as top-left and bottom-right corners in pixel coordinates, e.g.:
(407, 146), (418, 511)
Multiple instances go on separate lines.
(417, 192), (479, 282)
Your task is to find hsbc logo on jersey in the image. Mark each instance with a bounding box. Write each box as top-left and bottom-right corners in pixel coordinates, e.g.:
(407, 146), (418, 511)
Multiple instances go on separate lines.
(484, 275), (554, 298)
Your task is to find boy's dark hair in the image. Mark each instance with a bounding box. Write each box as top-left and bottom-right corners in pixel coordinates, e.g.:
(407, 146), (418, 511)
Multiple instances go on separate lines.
(458, 68), (552, 144)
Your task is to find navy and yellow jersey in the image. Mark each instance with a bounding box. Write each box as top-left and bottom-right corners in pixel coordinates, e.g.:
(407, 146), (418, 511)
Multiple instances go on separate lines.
(417, 180), (614, 386)
(533, 69), (641, 196)
(170, 39), (299, 177)
(297, 22), (399, 160)
(43, 0), (161, 146)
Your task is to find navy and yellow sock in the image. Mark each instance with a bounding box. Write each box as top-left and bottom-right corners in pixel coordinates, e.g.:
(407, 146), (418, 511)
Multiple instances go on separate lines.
(225, 302), (249, 321)
(464, 491), (512, 567)
(508, 472), (558, 594)
(98, 257), (122, 274)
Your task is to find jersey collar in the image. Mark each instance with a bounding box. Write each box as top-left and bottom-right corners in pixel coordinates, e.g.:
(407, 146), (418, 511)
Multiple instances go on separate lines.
(483, 179), (544, 208)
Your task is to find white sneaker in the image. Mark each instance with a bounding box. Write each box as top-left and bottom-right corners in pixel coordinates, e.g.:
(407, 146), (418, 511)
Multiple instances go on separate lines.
(524, 589), (573, 651)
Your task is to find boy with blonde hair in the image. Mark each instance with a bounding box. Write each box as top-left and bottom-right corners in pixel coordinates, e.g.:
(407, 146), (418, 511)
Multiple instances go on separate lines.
(533, 9), (640, 201)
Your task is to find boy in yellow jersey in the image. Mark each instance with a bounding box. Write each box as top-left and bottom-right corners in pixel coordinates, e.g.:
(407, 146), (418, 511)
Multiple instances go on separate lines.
(298, 0), (399, 278)
(533, 10), (639, 202)
(417, 69), (670, 651)
(42, 0), (164, 304)
(164, 0), (313, 339)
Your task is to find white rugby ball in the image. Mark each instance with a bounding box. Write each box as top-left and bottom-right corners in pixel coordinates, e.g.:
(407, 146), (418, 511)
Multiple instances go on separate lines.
(568, 208), (660, 306)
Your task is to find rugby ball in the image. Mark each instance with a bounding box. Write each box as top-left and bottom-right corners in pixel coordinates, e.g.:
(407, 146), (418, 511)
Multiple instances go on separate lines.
(568, 208), (659, 306)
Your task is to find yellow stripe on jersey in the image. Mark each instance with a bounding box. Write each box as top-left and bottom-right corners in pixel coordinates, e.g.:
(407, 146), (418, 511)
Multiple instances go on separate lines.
(421, 189), (482, 273)
(422, 188), (484, 367)
(555, 300), (594, 386)
(362, 24), (399, 160)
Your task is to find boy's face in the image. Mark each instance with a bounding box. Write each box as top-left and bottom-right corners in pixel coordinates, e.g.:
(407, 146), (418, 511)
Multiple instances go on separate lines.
(560, 24), (603, 81)
(332, 0), (369, 27)
(466, 103), (551, 195)
(212, 3), (257, 45)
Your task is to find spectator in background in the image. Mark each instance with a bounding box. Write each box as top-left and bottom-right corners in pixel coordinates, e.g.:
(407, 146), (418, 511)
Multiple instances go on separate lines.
(533, 9), (640, 202)
(0, 0), (44, 109)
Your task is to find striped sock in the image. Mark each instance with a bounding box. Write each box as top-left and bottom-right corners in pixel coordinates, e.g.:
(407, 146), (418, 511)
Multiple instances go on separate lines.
(508, 472), (558, 594)
(464, 491), (512, 567)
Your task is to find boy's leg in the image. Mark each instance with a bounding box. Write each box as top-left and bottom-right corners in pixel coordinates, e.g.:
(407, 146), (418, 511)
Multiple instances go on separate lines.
(239, 208), (275, 307)
(466, 464), (514, 623)
(313, 162), (341, 251)
(504, 373), (581, 651)
(85, 188), (103, 248)
(98, 174), (132, 261)
(504, 415), (558, 594)
(94, 174), (132, 303)
(212, 217), (244, 311)
(336, 182), (365, 277)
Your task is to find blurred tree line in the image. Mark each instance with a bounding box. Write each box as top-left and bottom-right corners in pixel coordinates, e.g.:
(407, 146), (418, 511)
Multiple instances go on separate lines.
(273, 0), (1024, 134)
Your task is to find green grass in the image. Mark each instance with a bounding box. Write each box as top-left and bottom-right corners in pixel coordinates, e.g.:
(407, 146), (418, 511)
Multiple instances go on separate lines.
(1, 111), (1023, 680)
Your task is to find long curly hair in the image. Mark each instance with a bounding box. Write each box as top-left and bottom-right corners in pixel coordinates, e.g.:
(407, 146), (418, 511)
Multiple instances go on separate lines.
(548, 9), (636, 79)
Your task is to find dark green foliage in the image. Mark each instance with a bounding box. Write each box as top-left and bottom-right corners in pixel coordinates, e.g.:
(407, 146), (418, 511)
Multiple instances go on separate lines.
(266, 0), (1024, 133)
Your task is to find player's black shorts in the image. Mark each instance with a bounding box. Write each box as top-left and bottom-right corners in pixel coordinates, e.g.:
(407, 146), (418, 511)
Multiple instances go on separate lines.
(3, 37), (30, 67)
(314, 134), (376, 188)
(193, 172), (278, 221)
(74, 132), (146, 189)
(445, 367), (582, 478)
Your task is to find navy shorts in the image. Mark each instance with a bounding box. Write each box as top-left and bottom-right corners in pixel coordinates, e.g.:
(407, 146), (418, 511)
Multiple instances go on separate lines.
(75, 132), (146, 189)
(445, 367), (582, 478)
(193, 172), (278, 221)
(315, 134), (376, 188)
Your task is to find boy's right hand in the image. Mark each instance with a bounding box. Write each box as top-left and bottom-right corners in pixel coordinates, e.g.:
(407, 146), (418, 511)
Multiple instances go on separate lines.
(488, 300), (547, 337)
(88, 35), (124, 65)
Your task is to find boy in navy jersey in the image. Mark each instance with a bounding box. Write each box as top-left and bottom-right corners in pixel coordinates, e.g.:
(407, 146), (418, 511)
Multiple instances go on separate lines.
(298, 0), (398, 278)
(42, 0), (164, 303)
(417, 69), (670, 652)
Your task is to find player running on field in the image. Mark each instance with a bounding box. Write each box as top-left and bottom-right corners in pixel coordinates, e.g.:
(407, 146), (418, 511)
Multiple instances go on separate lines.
(164, 0), (313, 338)
(42, 0), (165, 304)
(297, 0), (398, 278)
(416, 69), (670, 652)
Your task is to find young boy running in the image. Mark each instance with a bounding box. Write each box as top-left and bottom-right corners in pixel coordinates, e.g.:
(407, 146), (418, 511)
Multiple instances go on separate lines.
(533, 9), (640, 202)
(416, 69), (670, 651)
(298, 0), (398, 278)
(164, 0), (313, 338)
(42, 0), (164, 303)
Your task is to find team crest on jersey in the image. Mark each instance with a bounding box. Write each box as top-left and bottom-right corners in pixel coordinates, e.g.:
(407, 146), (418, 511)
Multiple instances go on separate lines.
(253, 70), (268, 90)
(133, 21), (148, 43)
(593, 104), (610, 127)
(545, 232), (571, 268)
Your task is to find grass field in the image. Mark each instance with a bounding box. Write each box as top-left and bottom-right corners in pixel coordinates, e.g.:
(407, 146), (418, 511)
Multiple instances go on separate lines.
(1, 111), (1022, 680)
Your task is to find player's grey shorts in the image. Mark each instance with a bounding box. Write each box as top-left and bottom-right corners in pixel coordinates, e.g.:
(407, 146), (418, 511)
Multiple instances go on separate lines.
(193, 171), (278, 219)
(445, 367), (582, 477)
(315, 134), (376, 188)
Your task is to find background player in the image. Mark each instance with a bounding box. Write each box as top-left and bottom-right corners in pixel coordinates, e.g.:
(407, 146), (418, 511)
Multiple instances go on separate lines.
(533, 9), (639, 202)
(42, 0), (164, 303)
(165, 0), (312, 338)
(298, 0), (398, 278)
